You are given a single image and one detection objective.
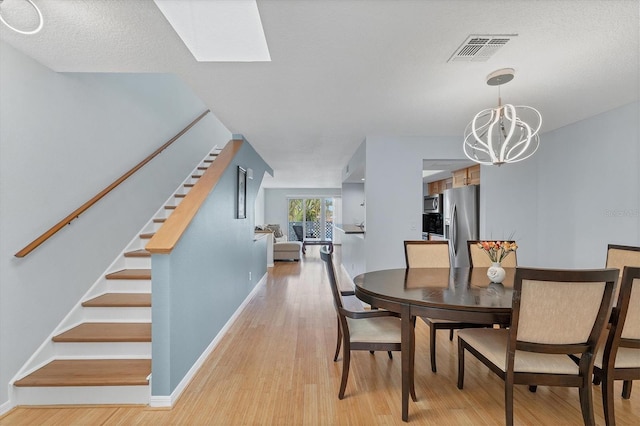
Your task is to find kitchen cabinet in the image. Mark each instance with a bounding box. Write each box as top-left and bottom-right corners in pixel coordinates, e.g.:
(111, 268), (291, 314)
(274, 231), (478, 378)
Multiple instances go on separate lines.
(428, 177), (453, 195)
(452, 165), (480, 187)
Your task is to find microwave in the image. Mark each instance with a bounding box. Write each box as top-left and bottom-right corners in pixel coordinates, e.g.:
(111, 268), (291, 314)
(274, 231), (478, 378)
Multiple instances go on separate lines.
(424, 194), (442, 214)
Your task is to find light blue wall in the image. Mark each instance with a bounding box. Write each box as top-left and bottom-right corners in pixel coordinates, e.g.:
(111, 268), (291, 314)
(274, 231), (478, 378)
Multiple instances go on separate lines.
(151, 138), (272, 396)
(0, 41), (229, 408)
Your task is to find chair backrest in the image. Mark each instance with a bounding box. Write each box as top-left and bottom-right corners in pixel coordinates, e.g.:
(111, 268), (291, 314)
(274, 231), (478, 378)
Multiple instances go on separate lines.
(605, 244), (640, 303)
(320, 246), (344, 313)
(404, 240), (450, 268)
(509, 268), (617, 356)
(292, 225), (304, 241)
(610, 266), (640, 346)
(468, 240), (518, 268)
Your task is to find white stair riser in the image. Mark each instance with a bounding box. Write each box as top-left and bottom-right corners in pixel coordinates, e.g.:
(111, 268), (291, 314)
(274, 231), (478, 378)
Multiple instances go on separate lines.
(106, 280), (151, 293)
(124, 256), (151, 269)
(53, 342), (151, 358)
(14, 385), (149, 406)
(82, 307), (151, 322)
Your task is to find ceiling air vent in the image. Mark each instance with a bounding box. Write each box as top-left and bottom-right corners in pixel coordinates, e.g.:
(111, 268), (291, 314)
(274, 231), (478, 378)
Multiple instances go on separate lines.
(447, 34), (517, 62)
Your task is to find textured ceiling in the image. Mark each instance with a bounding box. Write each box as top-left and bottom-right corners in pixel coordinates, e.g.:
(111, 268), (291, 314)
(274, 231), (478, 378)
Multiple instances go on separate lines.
(1, 0), (638, 188)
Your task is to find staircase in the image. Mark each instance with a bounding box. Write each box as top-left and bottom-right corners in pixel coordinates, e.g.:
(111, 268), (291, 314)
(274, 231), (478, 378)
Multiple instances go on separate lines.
(12, 150), (221, 405)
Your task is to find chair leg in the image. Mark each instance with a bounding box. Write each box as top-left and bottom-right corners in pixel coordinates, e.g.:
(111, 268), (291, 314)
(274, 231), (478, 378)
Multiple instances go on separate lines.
(410, 317), (417, 402)
(449, 329), (454, 341)
(387, 351), (393, 359)
(578, 381), (596, 426)
(603, 377), (616, 426)
(622, 380), (633, 399)
(333, 317), (342, 362)
(528, 385), (537, 393)
(339, 346), (350, 399)
(430, 324), (437, 373)
(457, 339), (465, 389)
(505, 382), (514, 426)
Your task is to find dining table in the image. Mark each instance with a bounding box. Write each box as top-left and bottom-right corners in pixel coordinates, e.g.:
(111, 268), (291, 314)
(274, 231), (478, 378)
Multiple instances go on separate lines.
(353, 266), (516, 422)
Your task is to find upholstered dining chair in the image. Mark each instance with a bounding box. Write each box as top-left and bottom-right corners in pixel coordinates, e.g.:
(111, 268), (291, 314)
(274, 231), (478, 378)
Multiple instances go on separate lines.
(320, 246), (414, 400)
(606, 244), (640, 302)
(592, 266), (640, 426)
(404, 240), (489, 373)
(468, 240), (518, 268)
(457, 267), (618, 426)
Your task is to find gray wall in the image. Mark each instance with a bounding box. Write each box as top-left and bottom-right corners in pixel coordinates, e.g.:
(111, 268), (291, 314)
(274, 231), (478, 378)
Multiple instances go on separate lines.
(151, 138), (271, 397)
(358, 102), (639, 273)
(483, 101), (640, 268)
(0, 41), (230, 408)
(341, 183), (365, 226)
(364, 135), (464, 271)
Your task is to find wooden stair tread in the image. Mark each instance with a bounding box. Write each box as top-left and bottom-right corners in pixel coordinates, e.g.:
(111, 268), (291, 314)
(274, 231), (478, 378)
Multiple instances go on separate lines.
(204, 159), (214, 163)
(153, 218), (166, 223)
(53, 323), (151, 342)
(164, 205), (177, 210)
(175, 194), (186, 198)
(105, 269), (151, 280)
(140, 232), (155, 239)
(124, 249), (151, 257)
(184, 183), (195, 187)
(82, 293), (151, 307)
(191, 174), (202, 179)
(197, 166), (208, 170)
(14, 359), (151, 387)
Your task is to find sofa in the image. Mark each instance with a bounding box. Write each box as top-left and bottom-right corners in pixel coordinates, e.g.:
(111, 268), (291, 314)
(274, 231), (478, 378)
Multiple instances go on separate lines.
(261, 224), (302, 261)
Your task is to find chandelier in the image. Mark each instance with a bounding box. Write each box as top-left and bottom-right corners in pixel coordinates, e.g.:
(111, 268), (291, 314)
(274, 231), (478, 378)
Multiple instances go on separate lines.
(464, 68), (541, 166)
(0, 0), (43, 35)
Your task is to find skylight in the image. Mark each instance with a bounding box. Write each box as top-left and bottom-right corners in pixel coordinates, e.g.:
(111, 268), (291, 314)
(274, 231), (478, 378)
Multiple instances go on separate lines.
(154, 0), (271, 62)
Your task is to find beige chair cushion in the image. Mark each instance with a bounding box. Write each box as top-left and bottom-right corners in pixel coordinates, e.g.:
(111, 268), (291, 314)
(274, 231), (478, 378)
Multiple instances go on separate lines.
(594, 346), (640, 369)
(405, 244), (450, 268)
(606, 248), (640, 302)
(517, 280), (606, 344)
(347, 316), (401, 344)
(621, 278), (640, 340)
(458, 328), (580, 374)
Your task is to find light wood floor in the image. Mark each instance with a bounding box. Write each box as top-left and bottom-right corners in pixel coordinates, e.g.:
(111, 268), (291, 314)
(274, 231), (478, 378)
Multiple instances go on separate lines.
(2, 247), (639, 425)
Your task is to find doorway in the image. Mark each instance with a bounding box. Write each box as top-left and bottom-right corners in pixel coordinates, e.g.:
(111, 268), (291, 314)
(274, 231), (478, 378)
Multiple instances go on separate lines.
(287, 197), (334, 241)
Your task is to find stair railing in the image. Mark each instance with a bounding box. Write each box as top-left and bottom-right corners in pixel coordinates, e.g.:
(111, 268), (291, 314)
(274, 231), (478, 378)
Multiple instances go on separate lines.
(146, 137), (243, 255)
(14, 110), (211, 258)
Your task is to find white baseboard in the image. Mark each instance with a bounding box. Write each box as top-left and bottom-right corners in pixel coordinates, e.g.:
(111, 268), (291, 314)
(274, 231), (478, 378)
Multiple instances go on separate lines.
(0, 397), (13, 417)
(150, 272), (267, 407)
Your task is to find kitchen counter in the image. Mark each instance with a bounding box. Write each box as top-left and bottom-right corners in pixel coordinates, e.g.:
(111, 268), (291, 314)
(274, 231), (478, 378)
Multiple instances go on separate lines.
(334, 224), (365, 234)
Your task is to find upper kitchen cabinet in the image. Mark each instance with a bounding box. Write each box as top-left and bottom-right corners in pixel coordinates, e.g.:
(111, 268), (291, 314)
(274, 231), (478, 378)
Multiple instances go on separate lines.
(452, 165), (480, 188)
(428, 178), (453, 195)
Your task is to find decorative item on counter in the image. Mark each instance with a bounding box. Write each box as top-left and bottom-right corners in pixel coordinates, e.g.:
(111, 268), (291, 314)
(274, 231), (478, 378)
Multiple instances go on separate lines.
(478, 241), (517, 283)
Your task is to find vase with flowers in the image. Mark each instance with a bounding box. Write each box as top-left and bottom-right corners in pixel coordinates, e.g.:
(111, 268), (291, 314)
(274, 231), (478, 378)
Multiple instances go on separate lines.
(477, 241), (517, 283)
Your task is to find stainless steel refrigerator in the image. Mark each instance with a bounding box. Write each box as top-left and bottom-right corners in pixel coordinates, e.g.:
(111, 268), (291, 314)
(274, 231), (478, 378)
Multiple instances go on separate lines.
(443, 185), (479, 267)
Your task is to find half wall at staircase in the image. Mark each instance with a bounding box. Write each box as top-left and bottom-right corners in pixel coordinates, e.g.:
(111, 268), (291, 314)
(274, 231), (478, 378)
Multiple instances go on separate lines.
(150, 137), (272, 403)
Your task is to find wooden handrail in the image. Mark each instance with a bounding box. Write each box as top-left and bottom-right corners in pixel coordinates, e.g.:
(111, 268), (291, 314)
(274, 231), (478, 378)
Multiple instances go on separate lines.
(146, 138), (243, 255)
(14, 110), (211, 258)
